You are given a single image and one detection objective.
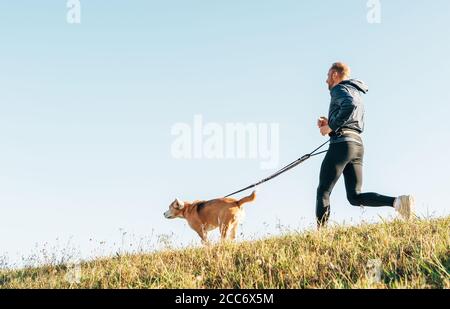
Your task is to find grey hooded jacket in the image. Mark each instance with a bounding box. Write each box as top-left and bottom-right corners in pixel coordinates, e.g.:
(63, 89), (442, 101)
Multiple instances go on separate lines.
(328, 79), (369, 144)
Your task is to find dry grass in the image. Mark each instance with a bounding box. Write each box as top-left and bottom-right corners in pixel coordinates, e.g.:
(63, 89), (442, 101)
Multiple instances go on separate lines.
(1, 216), (449, 289)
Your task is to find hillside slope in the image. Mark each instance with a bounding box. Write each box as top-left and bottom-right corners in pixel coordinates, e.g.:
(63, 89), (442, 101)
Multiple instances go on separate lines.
(1, 217), (449, 288)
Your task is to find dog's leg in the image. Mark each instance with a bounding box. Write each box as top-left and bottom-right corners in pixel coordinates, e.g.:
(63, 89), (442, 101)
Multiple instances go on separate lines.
(229, 222), (239, 240)
(219, 223), (231, 241)
(197, 225), (209, 245)
(196, 231), (208, 244)
(201, 236), (210, 246)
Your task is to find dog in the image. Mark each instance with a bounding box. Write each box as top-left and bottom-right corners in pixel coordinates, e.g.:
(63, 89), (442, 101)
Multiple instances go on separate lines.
(164, 191), (256, 243)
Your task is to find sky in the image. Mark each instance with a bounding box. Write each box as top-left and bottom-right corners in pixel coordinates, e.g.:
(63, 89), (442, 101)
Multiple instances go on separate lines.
(0, 0), (449, 267)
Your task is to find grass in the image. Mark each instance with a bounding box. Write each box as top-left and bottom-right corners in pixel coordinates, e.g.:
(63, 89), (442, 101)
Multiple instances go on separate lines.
(1, 216), (449, 289)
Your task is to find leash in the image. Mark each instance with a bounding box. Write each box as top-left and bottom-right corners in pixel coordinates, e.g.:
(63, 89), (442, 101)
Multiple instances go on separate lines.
(224, 139), (331, 198)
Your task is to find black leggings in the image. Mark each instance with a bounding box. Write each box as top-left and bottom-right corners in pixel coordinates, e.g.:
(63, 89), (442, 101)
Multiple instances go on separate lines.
(316, 141), (395, 227)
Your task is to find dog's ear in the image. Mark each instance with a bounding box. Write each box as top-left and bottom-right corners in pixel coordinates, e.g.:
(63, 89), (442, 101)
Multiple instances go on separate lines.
(175, 198), (185, 209)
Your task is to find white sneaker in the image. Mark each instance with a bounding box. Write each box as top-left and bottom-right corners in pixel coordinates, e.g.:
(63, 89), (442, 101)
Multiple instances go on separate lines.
(394, 195), (415, 220)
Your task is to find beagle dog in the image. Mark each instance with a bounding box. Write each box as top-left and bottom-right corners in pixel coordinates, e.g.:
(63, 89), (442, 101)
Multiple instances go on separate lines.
(164, 191), (256, 243)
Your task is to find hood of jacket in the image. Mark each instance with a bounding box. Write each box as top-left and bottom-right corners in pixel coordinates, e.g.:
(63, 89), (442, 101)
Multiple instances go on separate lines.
(337, 79), (369, 94)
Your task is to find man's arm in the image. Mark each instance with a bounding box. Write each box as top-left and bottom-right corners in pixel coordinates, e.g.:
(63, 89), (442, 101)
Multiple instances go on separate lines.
(328, 87), (357, 132)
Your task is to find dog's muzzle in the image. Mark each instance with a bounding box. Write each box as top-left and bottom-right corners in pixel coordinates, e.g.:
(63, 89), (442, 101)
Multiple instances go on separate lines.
(164, 211), (174, 219)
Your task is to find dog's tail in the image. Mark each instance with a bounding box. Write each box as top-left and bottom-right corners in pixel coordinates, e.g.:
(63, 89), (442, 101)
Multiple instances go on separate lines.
(237, 191), (256, 207)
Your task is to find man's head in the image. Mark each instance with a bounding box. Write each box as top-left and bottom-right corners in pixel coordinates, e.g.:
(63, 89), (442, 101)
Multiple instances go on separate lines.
(326, 62), (351, 90)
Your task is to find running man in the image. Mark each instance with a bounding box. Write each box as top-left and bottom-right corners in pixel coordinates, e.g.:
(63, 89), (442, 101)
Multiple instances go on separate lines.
(316, 62), (414, 228)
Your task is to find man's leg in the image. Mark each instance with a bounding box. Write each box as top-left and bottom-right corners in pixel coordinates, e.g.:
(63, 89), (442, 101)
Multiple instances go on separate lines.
(316, 143), (349, 228)
(343, 144), (396, 207)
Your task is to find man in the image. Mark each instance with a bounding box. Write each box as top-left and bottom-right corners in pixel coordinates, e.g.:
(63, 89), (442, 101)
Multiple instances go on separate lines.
(316, 62), (414, 228)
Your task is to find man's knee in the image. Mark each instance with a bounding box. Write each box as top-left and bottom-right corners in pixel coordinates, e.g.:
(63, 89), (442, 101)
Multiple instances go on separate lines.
(347, 193), (362, 206)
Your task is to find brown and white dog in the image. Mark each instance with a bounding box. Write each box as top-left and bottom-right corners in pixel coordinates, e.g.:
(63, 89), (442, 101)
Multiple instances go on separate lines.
(164, 191), (256, 243)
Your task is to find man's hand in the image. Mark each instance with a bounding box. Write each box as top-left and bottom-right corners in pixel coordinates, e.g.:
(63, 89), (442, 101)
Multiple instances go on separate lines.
(317, 117), (328, 128)
(320, 125), (333, 136)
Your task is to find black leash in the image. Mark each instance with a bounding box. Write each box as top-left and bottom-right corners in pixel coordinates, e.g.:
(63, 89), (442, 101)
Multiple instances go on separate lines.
(224, 139), (331, 198)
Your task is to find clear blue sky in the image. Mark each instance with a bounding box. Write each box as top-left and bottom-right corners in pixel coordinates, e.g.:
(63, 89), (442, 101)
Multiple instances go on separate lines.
(1, 1), (449, 267)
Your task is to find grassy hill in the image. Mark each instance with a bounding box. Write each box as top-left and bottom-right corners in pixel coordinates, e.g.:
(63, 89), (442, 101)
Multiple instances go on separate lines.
(1, 216), (449, 289)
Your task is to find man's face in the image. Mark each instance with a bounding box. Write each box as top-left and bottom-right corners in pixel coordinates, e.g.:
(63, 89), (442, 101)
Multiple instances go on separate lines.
(326, 69), (338, 90)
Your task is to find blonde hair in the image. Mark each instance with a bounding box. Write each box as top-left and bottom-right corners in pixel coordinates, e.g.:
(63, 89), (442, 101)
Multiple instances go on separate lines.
(330, 62), (351, 79)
